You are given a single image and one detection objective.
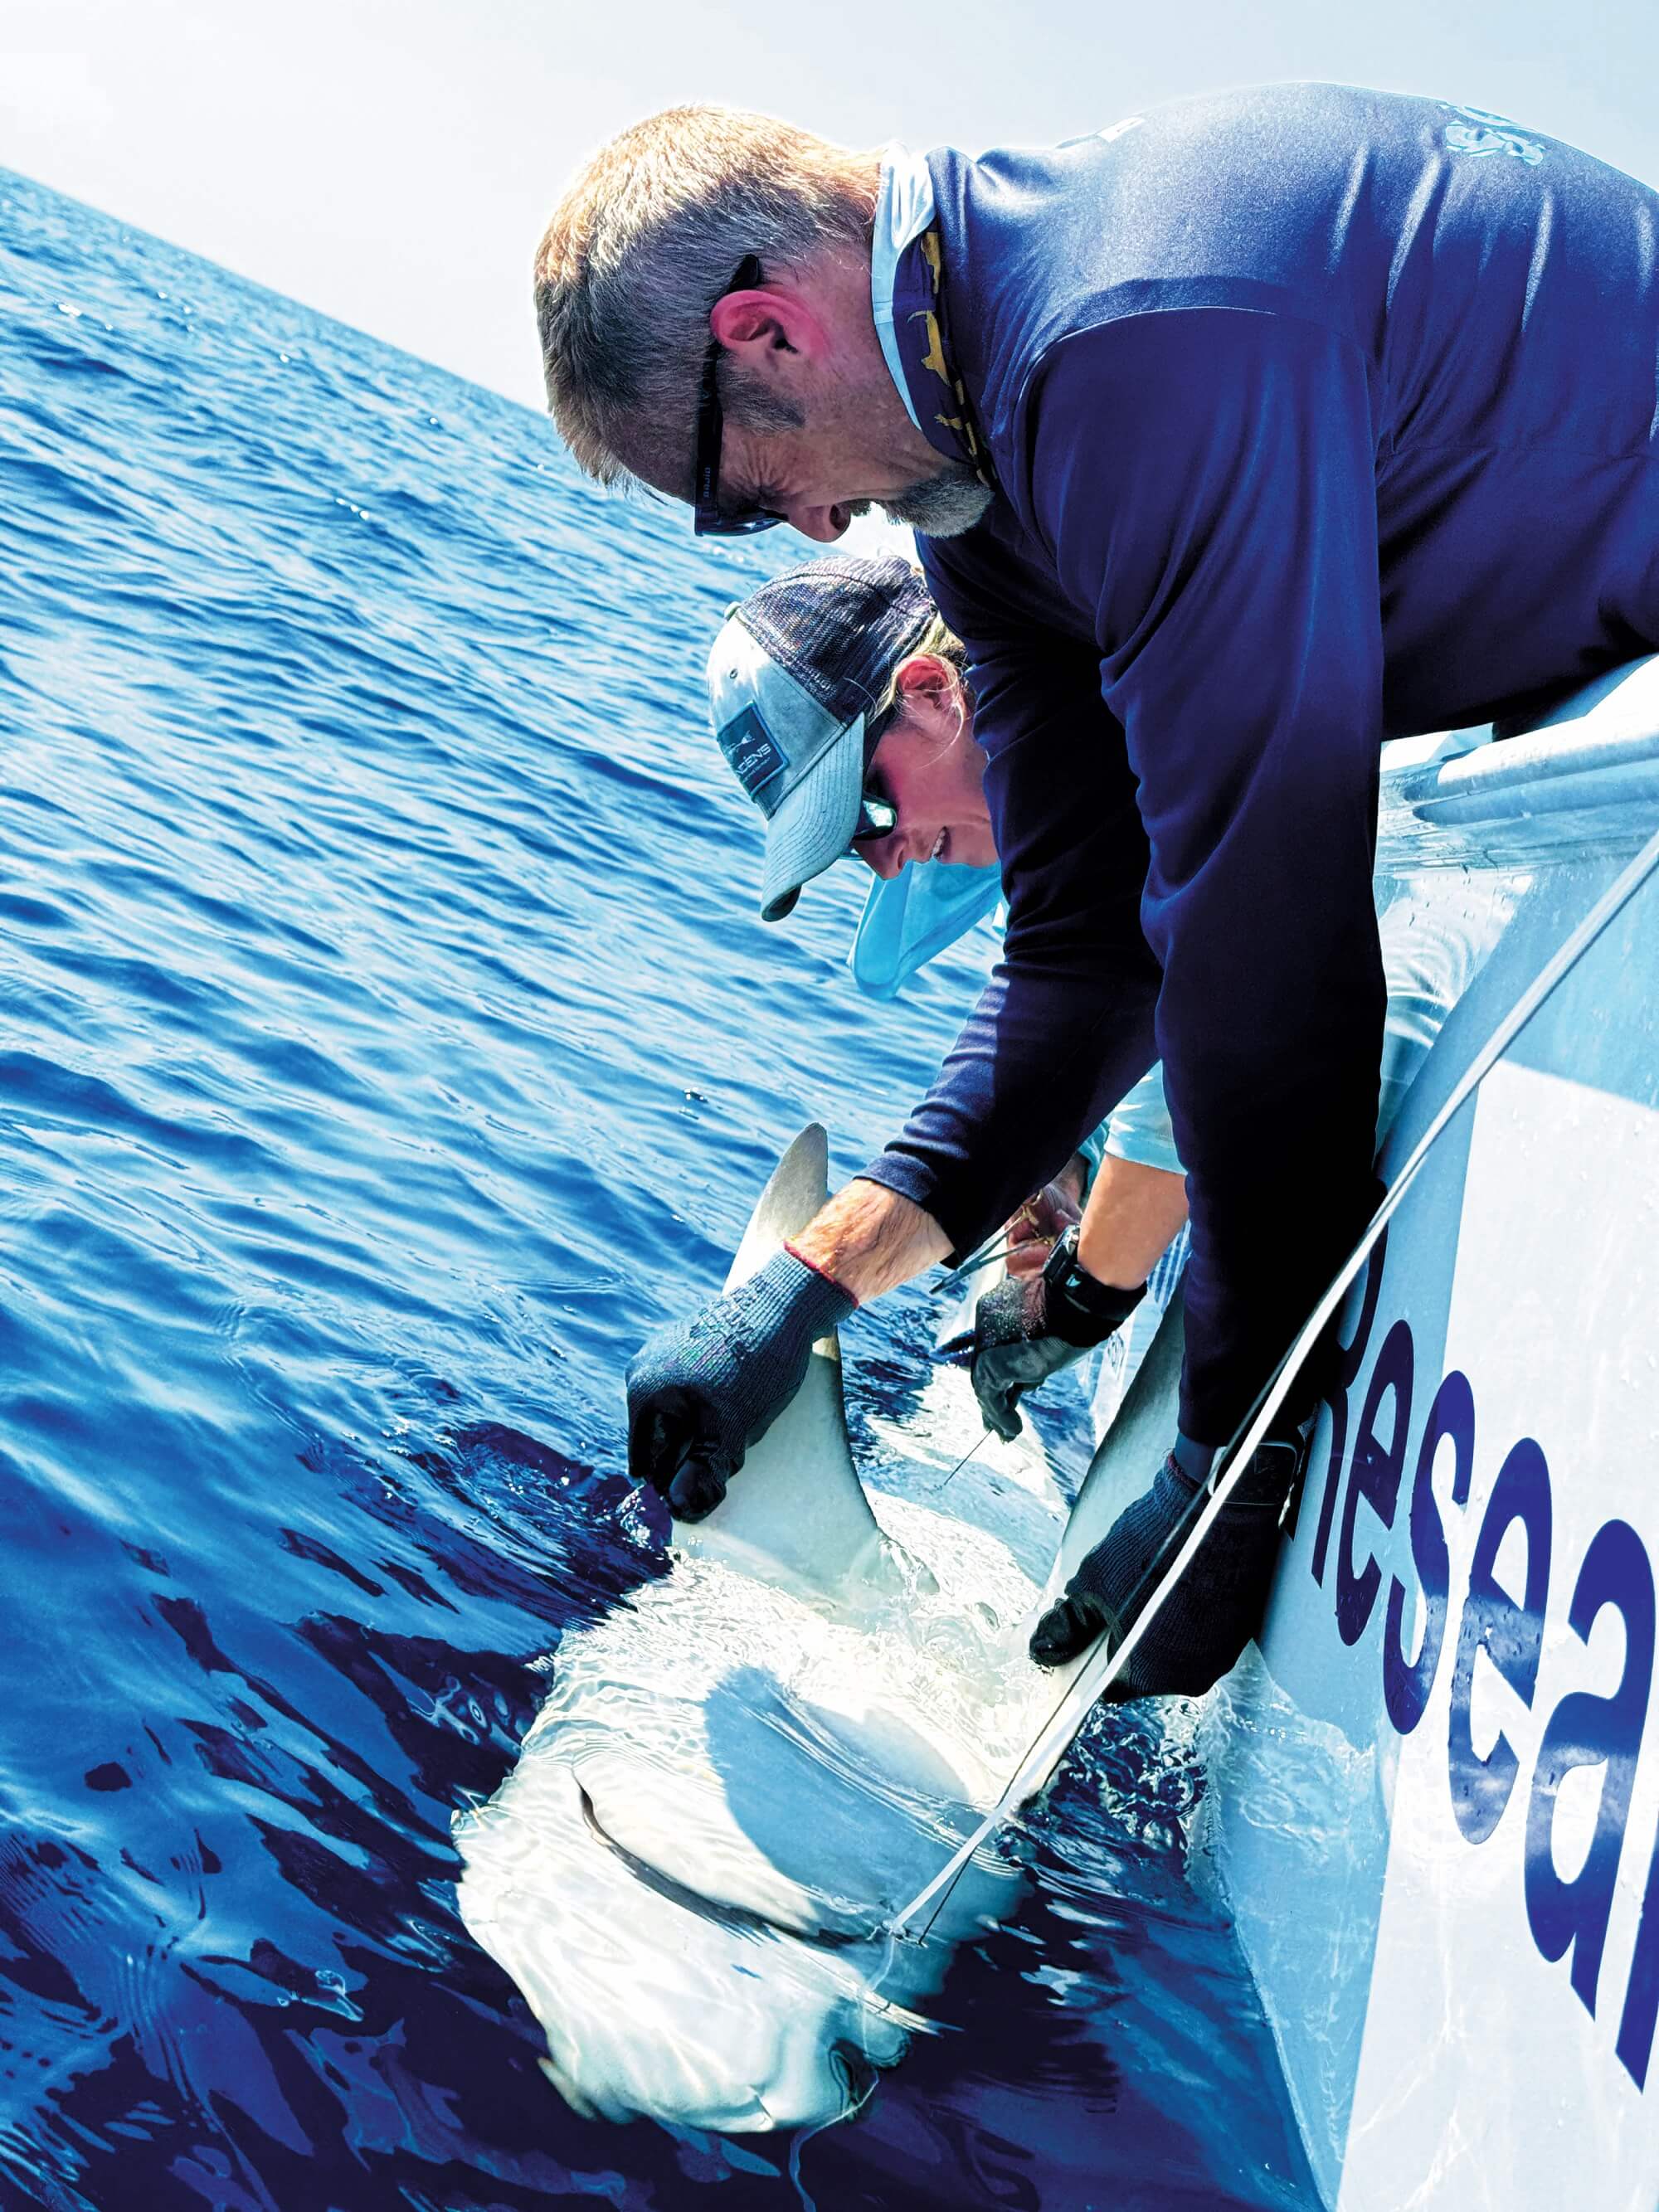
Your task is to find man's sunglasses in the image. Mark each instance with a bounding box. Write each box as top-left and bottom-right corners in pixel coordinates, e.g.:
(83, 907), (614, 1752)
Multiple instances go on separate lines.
(693, 255), (786, 537)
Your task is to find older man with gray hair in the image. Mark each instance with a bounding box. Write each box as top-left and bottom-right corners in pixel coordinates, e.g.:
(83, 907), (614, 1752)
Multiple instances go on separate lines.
(537, 86), (1659, 1698)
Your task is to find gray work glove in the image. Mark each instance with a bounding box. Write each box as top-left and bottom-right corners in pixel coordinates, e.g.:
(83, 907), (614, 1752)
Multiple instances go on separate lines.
(625, 1249), (854, 1521)
(971, 1232), (1145, 1441)
(1029, 1428), (1308, 1698)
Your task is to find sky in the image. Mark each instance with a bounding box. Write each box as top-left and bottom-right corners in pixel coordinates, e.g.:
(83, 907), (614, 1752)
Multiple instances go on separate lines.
(2, 0), (1656, 411)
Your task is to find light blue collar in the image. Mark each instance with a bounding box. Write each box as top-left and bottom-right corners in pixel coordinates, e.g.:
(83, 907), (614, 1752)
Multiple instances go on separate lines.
(871, 144), (936, 433)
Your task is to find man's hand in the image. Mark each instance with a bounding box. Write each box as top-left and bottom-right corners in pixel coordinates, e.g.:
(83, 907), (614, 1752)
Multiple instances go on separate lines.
(1004, 1155), (1088, 1279)
(1029, 1428), (1308, 1697)
(625, 1250), (854, 1520)
(625, 1180), (947, 1519)
(971, 1230), (1144, 1441)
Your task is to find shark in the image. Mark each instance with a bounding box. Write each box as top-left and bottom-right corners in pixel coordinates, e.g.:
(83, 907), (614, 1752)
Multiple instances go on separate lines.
(454, 1124), (1089, 2132)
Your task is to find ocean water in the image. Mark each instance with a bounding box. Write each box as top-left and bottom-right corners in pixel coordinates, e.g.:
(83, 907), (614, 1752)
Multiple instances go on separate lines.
(0, 169), (1315, 2211)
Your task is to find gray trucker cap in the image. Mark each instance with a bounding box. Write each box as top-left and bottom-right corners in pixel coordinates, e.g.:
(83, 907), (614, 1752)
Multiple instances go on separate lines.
(704, 555), (935, 921)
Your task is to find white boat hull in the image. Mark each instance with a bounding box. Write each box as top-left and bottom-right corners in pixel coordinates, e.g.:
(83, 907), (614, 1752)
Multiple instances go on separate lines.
(1204, 657), (1659, 2206)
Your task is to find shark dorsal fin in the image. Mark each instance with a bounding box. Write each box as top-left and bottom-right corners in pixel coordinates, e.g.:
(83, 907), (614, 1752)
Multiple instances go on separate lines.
(674, 1125), (898, 1603)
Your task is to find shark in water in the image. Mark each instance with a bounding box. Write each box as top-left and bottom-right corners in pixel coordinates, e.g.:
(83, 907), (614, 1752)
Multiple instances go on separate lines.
(453, 1125), (1102, 2132)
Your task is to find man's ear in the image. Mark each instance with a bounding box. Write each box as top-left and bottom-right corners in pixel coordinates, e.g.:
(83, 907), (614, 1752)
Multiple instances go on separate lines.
(709, 284), (825, 367)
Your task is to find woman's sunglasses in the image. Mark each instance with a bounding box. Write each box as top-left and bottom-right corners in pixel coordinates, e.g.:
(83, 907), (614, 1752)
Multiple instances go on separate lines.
(848, 706), (899, 849)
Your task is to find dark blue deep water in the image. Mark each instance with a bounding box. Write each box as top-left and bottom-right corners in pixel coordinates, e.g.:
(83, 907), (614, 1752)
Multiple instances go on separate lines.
(0, 171), (1315, 2211)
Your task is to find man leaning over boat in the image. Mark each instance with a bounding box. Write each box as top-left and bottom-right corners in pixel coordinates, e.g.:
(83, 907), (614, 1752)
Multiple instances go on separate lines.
(533, 84), (1659, 1696)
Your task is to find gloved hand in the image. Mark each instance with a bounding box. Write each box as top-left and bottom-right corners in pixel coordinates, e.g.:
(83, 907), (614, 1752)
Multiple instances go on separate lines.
(625, 1248), (854, 1522)
(971, 1228), (1144, 1441)
(1029, 1427), (1309, 1698)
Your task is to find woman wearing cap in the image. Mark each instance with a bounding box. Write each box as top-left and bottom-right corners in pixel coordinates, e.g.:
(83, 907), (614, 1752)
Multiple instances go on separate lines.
(703, 553), (1190, 1425)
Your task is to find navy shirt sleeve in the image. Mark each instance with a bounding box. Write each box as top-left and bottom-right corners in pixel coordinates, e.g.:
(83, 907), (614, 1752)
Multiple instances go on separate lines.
(868, 305), (1389, 1442)
(860, 605), (1164, 1252)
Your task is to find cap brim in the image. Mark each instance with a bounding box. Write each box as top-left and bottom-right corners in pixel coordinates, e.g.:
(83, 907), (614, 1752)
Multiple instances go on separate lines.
(757, 713), (868, 921)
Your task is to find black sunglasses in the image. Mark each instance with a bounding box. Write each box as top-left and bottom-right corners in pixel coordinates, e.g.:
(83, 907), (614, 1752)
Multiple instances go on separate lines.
(693, 255), (786, 537)
(847, 707), (900, 848)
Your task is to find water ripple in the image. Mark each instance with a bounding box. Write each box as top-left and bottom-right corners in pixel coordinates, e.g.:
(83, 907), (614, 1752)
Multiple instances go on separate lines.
(0, 164), (1316, 2210)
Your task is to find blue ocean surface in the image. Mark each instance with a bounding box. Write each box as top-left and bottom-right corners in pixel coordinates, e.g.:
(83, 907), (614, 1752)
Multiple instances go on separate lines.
(0, 169), (1315, 2211)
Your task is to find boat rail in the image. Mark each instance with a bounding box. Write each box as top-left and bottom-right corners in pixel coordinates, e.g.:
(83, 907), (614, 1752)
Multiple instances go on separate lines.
(1379, 653), (1659, 869)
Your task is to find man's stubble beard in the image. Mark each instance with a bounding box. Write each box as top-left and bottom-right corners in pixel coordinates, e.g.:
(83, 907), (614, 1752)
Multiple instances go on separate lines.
(877, 463), (995, 537)
(820, 370), (995, 537)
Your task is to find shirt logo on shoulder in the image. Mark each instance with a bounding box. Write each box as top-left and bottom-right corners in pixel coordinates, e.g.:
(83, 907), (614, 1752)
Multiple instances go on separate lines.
(717, 704), (789, 811)
(1439, 100), (1545, 165)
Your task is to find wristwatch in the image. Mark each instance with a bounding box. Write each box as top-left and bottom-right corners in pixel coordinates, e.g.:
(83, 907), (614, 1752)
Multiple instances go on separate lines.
(1040, 1223), (1146, 1334)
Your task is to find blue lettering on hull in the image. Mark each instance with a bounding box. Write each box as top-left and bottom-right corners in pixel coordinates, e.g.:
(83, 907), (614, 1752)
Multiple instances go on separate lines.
(1308, 1260), (1659, 2088)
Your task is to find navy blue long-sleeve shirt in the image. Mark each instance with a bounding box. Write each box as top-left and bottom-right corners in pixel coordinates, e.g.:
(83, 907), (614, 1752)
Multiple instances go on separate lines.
(858, 85), (1659, 1441)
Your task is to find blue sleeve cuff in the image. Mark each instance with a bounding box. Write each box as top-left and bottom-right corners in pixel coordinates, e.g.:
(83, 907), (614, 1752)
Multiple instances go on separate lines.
(1171, 1431), (1218, 1483)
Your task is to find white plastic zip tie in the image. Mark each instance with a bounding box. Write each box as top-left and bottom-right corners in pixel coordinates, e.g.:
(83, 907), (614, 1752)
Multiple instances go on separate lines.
(887, 817), (1659, 1944)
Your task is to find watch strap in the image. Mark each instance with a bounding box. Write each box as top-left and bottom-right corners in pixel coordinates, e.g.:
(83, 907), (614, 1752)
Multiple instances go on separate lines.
(1041, 1225), (1146, 1339)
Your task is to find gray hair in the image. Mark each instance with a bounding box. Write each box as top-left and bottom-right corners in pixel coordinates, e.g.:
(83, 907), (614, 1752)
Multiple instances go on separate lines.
(534, 105), (877, 496)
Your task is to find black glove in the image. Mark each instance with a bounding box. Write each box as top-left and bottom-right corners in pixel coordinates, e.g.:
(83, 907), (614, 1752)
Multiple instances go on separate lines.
(625, 1249), (854, 1522)
(1029, 1428), (1308, 1698)
(971, 1228), (1144, 1441)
